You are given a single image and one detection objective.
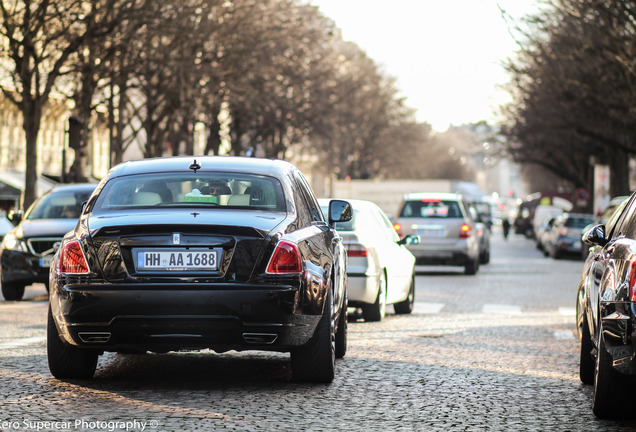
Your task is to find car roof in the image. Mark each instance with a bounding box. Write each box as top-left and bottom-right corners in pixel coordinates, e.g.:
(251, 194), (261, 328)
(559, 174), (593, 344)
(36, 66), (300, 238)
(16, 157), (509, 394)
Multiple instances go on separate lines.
(403, 192), (464, 201)
(46, 183), (97, 194)
(107, 156), (295, 179)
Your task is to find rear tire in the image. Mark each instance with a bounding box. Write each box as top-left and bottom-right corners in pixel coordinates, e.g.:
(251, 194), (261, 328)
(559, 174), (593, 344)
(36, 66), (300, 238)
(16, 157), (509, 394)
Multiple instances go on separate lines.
(47, 306), (98, 379)
(464, 257), (478, 275)
(291, 289), (335, 383)
(593, 330), (626, 418)
(335, 293), (347, 359)
(362, 272), (386, 322)
(394, 273), (415, 315)
(1, 282), (25, 301)
(480, 249), (490, 264)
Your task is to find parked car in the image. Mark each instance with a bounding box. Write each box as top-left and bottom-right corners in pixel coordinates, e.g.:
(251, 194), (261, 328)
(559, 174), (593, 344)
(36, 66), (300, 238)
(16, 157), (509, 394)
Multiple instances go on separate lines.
(535, 215), (558, 254)
(0, 183), (96, 301)
(467, 205), (491, 264)
(47, 156), (351, 383)
(531, 204), (563, 240)
(577, 190), (636, 418)
(393, 193), (480, 275)
(318, 198), (418, 322)
(543, 213), (595, 259)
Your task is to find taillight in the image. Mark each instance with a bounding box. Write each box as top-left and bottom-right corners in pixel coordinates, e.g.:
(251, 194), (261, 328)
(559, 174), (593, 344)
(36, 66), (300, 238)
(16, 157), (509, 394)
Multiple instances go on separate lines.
(459, 224), (471, 239)
(393, 223), (402, 237)
(346, 243), (368, 257)
(630, 261), (636, 302)
(59, 240), (90, 274)
(266, 240), (302, 274)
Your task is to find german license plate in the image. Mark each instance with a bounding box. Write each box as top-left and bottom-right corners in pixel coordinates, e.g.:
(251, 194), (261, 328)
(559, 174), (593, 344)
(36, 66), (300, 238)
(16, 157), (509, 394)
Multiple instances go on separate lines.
(39, 256), (53, 268)
(416, 228), (445, 238)
(135, 249), (219, 271)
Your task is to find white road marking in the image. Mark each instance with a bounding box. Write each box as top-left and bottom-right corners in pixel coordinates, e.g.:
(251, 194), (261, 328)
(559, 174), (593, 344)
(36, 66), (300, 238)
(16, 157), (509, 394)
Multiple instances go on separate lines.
(558, 307), (576, 316)
(482, 304), (522, 315)
(414, 302), (445, 314)
(0, 336), (46, 350)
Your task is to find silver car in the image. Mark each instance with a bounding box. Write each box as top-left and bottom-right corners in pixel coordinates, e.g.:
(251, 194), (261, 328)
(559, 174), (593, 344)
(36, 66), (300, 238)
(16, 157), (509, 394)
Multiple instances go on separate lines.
(318, 199), (418, 322)
(393, 193), (480, 275)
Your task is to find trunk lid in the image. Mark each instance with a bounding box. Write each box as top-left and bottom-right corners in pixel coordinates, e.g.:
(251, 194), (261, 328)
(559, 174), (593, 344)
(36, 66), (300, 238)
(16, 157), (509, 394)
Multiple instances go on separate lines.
(86, 209), (286, 283)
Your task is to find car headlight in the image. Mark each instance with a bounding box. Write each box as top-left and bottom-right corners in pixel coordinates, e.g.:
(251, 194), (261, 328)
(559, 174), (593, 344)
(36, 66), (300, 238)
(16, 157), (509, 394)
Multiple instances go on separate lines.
(1, 233), (27, 252)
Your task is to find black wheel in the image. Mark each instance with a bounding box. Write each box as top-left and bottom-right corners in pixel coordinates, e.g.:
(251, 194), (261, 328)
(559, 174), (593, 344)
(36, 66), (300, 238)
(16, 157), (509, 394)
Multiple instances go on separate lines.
(1, 282), (25, 301)
(593, 330), (626, 418)
(362, 272), (386, 322)
(394, 273), (415, 315)
(335, 293), (347, 359)
(579, 314), (594, 385)
(480, 249), (490, 264)
(291, 288), (335, 383)
(47, 306), (98, 379)
(464, 257), (478, 275)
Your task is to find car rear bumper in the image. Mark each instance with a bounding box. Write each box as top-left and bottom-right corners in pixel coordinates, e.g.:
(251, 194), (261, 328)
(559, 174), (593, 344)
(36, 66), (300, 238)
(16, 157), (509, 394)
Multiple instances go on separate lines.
(601, 301), (636, 375)
(50, 283), (322, 353)
(347, 273), (379, 305)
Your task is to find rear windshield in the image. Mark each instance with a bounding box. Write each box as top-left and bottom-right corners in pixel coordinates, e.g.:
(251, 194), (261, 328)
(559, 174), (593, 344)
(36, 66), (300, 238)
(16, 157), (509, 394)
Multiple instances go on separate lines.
(565, 216), (595, 229)
(399, 200), (463, 219)
(320, 205), (356, 231)
(92, 173), (286, 212)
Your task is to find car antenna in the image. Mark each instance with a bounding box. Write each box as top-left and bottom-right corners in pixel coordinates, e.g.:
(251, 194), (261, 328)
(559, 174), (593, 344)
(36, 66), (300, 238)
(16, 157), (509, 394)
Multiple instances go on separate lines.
(189, 159), (201, 173)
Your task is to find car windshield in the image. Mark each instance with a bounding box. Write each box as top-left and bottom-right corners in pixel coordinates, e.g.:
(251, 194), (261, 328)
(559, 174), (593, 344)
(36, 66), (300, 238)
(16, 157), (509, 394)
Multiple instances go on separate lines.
(400, 200), (462, 219)
(92, 173), (286, 212)
(26, 189), (93, 220)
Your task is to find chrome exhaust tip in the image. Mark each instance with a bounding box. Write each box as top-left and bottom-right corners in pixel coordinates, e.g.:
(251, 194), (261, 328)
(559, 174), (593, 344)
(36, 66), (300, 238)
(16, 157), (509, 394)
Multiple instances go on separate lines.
(243, 333), (278, 344)
(78, 332), (111, 343)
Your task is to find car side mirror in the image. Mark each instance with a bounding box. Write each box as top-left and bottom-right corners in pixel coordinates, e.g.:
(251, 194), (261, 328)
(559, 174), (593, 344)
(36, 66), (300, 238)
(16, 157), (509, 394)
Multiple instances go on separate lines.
(8, 210), (22, 226)
(328, 200), (352, 225)
(398, 234), (420, 246)
(582, 224), (607, 246)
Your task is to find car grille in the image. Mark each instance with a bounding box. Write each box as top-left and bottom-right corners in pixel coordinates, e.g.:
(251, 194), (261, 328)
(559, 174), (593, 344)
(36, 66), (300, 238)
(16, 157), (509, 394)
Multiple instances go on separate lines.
(27, 238), (62, 257)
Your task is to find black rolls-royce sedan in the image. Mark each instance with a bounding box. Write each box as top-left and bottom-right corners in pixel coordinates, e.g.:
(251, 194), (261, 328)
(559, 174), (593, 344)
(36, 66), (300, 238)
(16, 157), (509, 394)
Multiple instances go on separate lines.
(47, 156), (352, 383)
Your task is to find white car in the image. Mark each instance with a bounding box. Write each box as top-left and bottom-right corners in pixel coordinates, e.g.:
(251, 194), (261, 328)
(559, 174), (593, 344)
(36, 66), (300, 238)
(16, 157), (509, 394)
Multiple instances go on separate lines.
(319, 199), (418, 322)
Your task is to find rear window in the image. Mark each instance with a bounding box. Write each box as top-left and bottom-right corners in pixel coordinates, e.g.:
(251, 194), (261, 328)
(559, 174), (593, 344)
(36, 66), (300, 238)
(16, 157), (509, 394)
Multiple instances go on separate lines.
(399, 200), (463, 219)
(320, 205), (356, 231)
(565, 217), (595, 229)
(92, 173), (286, 212)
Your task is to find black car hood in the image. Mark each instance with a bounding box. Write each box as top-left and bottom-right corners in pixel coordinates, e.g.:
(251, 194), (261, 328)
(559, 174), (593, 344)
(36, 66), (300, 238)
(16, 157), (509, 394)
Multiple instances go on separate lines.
(17, 219), (79, 238)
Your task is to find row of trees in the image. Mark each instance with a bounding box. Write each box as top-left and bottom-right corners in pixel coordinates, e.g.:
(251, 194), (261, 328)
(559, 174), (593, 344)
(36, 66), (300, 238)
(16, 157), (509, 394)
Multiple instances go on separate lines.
(500, 0), (636, 197)
(0, 0), (478, 209)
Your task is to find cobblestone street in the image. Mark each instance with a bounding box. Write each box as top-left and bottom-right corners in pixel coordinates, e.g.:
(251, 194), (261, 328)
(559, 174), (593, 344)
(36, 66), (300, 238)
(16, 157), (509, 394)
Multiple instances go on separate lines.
(1, 232), (635, 431)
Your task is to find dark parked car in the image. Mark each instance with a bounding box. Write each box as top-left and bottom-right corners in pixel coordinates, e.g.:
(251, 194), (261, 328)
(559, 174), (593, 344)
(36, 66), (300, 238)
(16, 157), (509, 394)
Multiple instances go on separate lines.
(0, 183), (96, 300)
(577, 190), (636, 418)
(47, 156), (352, 383)
(543, 213), (595, 259)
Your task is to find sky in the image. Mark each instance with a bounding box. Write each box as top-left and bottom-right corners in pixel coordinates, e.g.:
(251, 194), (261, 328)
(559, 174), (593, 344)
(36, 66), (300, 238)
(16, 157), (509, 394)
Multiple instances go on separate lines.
(310, 0), (543, 132)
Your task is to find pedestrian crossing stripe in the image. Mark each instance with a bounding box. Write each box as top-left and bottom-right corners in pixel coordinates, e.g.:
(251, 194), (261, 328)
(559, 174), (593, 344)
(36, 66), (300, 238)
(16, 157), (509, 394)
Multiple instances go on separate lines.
(413, 302), (577, 316)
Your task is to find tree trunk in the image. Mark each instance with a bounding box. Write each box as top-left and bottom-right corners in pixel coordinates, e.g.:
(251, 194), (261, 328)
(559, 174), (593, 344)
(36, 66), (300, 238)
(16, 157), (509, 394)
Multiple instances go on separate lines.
(608, 147), (631, 197)
(22, 105), (42, 210)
